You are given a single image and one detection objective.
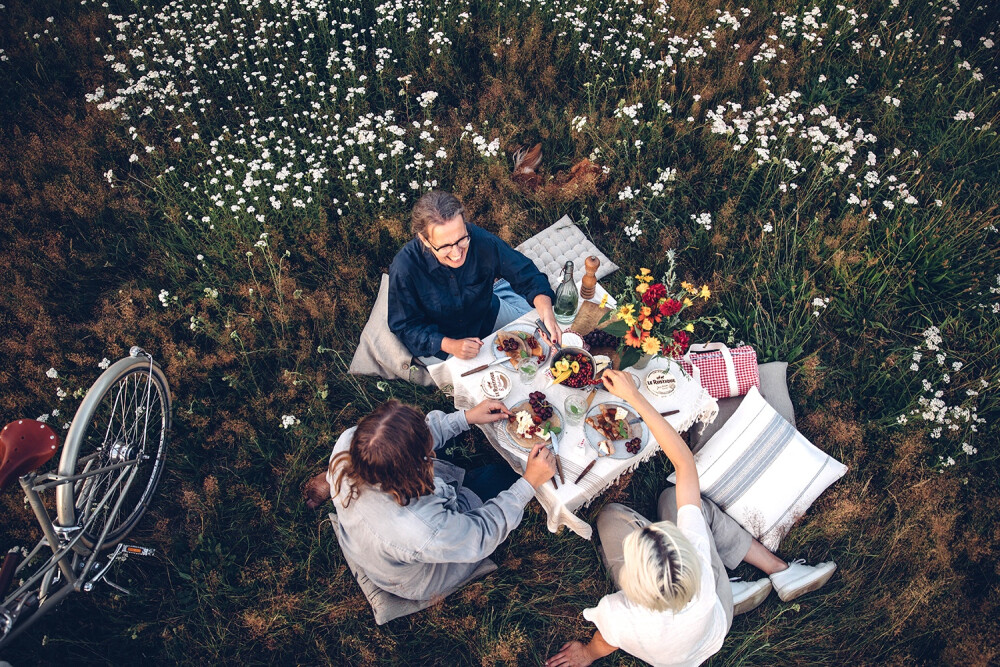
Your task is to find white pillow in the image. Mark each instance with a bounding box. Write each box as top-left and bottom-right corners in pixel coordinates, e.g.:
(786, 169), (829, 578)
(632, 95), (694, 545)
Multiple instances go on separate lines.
(671, 386), (847, 550)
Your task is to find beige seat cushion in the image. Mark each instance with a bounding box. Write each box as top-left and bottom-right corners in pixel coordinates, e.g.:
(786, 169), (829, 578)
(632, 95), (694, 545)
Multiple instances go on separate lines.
(328, 512), (497, 625)
(348, 273), (433, 386)
(515, 215), (618, 290)
(691, 362), (795, 453)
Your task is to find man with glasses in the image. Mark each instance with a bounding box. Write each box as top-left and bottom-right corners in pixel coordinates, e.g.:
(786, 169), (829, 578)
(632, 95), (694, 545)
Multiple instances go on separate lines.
(388, 190), (562, 362)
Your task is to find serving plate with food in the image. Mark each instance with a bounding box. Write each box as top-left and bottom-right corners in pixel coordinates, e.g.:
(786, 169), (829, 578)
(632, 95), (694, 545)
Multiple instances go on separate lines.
(491, 324), (549, 369)
(501, 391), (563, 452)
(548, 347), (608, 389)
(583, 400), (650, 459)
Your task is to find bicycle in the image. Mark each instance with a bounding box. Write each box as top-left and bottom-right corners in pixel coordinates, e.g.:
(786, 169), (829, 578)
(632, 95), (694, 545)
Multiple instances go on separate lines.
(0, 347), (171, 649)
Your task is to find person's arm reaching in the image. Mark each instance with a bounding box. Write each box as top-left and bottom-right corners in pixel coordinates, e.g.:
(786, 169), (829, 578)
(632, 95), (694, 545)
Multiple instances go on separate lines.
(545, 631), (618, 667)
(601, 370), (701, 509)
(415, 442), (555, 564)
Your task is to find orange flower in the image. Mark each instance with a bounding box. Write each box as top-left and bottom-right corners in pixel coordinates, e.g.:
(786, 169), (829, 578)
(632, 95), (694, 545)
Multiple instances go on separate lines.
(641, 318), (654, 331)
(635, 282), (649, 295)
(624, 328), (644, 348)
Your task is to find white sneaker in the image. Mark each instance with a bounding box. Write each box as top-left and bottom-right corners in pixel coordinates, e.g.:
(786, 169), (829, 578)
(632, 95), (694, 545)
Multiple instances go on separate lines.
(731, 578), (772, 615)
(769, 559), (837, 602)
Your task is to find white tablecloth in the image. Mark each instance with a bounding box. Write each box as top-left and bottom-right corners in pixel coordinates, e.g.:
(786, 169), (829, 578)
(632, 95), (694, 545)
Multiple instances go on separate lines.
(428, 310), (718, 539)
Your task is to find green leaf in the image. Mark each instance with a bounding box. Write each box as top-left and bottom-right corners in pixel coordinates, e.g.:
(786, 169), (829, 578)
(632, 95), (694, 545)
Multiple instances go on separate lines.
(619, 347), (642, 369)
(616, 420), (628, 439)
(520, 350), (528, 358)
(601, 320), (629, 337)
(549, 426), (561, 434)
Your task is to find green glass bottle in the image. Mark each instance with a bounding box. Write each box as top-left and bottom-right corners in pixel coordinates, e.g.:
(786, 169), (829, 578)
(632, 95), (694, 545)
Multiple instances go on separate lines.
(553, 261), (579, 325)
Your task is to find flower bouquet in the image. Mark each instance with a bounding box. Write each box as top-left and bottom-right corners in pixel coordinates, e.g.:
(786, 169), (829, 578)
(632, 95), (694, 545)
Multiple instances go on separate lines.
(590, 250), (723, 370)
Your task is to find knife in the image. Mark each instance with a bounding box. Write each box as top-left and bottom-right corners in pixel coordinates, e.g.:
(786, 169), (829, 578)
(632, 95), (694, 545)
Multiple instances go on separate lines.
(460, 356), (510, 377)
(535, 318), (562, 351)
(585, 389), (598, 410)
(628, 409), (680, 424)
(575, 459), (597, 485)
(549, 429), (566, 485)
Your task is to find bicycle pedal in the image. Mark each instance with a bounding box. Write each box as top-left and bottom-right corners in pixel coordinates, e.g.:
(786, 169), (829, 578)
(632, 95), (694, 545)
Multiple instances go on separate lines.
(121, 545), (155, 557)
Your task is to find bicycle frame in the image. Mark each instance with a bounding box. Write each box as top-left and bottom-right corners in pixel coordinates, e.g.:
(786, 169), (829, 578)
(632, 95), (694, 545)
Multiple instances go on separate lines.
(0, 453), (147, 648)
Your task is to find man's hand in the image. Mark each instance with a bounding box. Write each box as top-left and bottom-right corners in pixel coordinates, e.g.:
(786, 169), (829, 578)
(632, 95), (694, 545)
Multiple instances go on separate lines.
(601, 369), (642, 404)
(545, 641), (598, 667)
(304, 470), (332, 510)
(523, 442), (556, 489)
(442, 336), (483, 360)
(465, 399), (512, 425)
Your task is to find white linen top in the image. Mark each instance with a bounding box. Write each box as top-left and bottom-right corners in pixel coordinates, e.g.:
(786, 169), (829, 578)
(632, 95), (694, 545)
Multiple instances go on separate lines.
(583, 505), (728, 667)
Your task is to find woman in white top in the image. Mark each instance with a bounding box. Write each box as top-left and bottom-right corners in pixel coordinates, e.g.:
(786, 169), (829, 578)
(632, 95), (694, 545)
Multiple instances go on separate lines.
(546, 371), (837, 667)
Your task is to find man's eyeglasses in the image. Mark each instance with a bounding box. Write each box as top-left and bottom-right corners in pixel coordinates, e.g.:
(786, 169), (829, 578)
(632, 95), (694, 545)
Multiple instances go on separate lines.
(423, 232), (471, 254)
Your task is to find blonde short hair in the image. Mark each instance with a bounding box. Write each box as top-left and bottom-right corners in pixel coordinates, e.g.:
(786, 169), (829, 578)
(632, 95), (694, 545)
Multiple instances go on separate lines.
(619, 520), (702, 612)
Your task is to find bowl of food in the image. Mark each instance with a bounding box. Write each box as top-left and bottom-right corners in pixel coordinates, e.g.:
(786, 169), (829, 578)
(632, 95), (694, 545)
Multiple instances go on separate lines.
(549, 347), (599, 389)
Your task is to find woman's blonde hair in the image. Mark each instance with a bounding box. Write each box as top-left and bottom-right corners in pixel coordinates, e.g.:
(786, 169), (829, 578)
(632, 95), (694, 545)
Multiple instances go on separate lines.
(619, 520), (702, 612)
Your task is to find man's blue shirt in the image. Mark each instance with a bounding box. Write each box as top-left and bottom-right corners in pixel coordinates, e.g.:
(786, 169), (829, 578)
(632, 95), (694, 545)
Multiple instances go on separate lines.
(387, 224), (554, 357)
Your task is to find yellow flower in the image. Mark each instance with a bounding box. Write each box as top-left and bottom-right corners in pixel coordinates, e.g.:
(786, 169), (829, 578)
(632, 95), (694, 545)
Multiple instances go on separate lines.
(641, 318), (653, 331)
(635, 282), (649, 295)
(684, 322), (695, 332)
(599, 293), (609, 309)
(683, 297), (693, 308)
(642, 336), (662, 355)
(623, 314), (637, 328)
(618, 304), (634, 319)
(681, 280), (696, 294)
(700, 284), (711, 300)
(635, 268), (654, 283)
(641, 306), (652, 317)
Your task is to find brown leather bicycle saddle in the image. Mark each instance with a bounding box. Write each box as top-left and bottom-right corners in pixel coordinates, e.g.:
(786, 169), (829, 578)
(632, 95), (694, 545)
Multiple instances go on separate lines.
(0, 419), (59, 490)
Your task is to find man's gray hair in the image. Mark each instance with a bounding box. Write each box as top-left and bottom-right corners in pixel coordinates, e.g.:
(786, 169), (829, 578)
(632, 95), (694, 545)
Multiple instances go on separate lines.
(411, 190), (466, 237)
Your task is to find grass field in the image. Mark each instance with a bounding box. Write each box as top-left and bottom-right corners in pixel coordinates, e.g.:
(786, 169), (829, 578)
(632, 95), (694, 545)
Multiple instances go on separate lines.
(1, 0), (998, 663)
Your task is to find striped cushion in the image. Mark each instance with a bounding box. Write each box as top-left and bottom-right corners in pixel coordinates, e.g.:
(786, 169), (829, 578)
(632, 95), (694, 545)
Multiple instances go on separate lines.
(675, 386), (847, 550)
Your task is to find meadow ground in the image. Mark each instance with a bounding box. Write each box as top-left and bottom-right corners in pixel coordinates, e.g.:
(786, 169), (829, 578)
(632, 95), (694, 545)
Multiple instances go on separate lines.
(1, 0), (998, 663)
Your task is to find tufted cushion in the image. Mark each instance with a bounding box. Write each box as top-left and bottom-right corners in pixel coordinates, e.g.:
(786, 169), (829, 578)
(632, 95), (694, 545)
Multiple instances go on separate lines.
(516, 215), (618, 290)
(348, 273), (434, 386)
(691, 362), (794, 453)
(328, 512), (497, 625)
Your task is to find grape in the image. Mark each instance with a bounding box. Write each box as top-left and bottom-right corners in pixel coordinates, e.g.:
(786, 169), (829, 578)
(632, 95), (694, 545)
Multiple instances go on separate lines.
(583, 329), (618, 349)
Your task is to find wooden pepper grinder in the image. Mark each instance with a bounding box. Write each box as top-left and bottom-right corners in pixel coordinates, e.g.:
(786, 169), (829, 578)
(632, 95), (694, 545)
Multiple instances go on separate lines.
(580, 255), (599, 300)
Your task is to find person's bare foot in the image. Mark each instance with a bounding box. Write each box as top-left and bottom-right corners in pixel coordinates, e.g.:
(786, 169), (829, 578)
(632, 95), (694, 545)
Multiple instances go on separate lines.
(304, 470), (331, 509)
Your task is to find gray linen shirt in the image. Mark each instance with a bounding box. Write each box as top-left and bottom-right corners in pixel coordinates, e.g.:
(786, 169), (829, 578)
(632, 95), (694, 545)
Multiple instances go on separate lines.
(326, 409), (535, 600)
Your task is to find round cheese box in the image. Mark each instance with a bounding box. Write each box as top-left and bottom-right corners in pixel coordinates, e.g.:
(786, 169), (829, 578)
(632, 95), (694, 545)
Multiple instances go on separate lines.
(644, 369), (677, 396)
(482, 370), (512, 399)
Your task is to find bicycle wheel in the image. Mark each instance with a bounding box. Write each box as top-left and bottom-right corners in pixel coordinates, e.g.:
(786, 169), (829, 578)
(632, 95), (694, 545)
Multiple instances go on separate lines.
(55, 352), (171, 552)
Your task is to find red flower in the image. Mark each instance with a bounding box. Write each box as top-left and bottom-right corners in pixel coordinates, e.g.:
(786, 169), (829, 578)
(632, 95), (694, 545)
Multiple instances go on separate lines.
(659, 298), (682, 317)
(672, 329), (690, 353)
(642, 283), (667, 307)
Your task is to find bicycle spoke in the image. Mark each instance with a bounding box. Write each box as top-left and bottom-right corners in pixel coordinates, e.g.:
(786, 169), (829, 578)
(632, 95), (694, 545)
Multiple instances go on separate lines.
(62, 360), (170, 551)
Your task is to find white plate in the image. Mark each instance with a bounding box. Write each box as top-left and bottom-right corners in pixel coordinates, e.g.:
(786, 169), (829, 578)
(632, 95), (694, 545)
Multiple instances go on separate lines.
(498, 400), (564, 453)
(491, 323), (550, 363)
(583, 401), (650, 460)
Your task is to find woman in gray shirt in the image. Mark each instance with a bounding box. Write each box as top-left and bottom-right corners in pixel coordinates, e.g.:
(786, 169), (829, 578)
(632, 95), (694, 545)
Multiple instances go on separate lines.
(317, 398), (555, 601)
